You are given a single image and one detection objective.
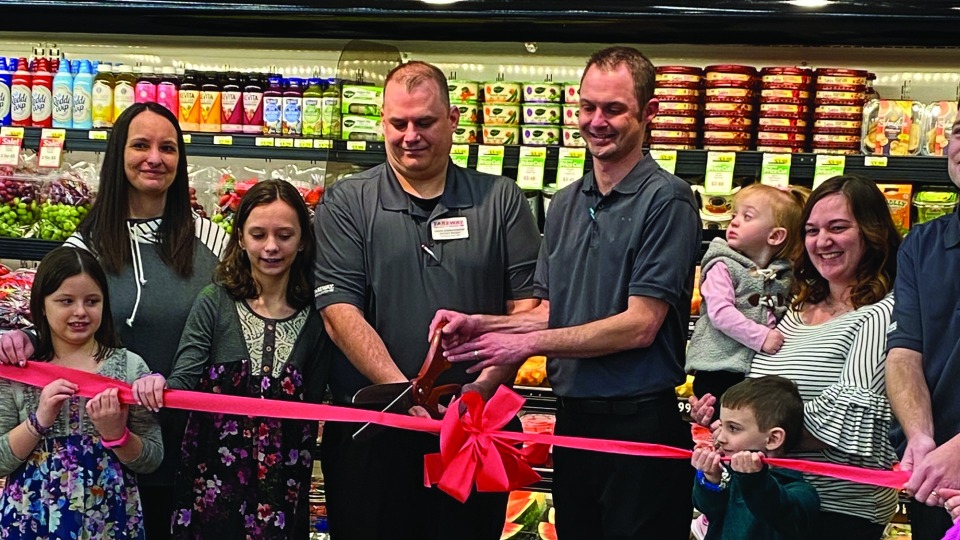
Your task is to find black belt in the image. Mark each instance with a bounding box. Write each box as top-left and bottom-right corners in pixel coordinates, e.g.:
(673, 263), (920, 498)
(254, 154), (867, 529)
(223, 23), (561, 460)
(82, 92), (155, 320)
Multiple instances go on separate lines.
(557, 390), (676, 415)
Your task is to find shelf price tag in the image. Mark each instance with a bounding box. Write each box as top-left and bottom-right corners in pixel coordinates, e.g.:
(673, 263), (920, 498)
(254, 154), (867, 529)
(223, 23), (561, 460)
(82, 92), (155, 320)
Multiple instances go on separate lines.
(556, 147), (586, 189)
(255, 137), (275, 147)
(38, 131), (66, 168)
(213, 135), (232, 146)
(314, 139), (333, 150)
(1, 127), (24, 138)
(650, 149), (678, 175)
(760, 153), (792, 188)
(813, 154), (846, 189)
(517, 146), (546, 190)
(183, 134), (192, 144)
(865, 156), (888, 167)
(276, 138), (294, 148)
(346, 141), (367, 151)
(450, 144), (470, 169)
(705, 151), (736, 194)
(0, 136), (22, 166)
(476, 145), (505, 176)
(295, 139), (314, 149)
(87, 130), (108, 141)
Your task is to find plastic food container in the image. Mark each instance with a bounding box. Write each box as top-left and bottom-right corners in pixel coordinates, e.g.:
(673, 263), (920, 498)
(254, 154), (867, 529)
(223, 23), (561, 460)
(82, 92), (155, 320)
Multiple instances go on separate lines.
(811, 143), (860, 154)
(704, 116), (753, 128)
(813, 118), (862, 133)
(452, 124), (480, 144)
(649, 139), (697, 150)
(655, 87), (700, 100)
(814, 133), (860, 145)
(453, 102), (480, 124)
(816, 68), (869, 87)
(815, 104), (863, 119)
(701, 210), (733, 230)
(861, 99), (924, 155)
(759, 117), (807, 130)
(761, 88), (810, 100)
(563, 105), (580, 126)
(564, 83), (580, 104)
(542, 185), (558, 216)
(562, 127), (585, 147)
(914, 189), (960, 223)
(758, 130), (806, 143)
(521, 125), (561, 145)
(757, 144), (804, 153)
(704, 130), (752, 143)
(705, 86), (753, 100)
(483, 82), (522, 103)
(760, 67), (812, 85)
(703, 144), (750, 151)
(652, 115), (700, 129)
(523, 82), (562, 103)
(652, 129), (700, 141)
(448, 80), (480, 103)
(816, 90), (866, 102)
(760, 103), (807, 116)
(660, 101), (700, 114)
(481, 125), (520, 145)
(523, 104), (562, 125)
(656, 66), (703, 85)
(483, 104), (520, 126)
(704, 64), (757, 83)
(921, 101), (959, 156)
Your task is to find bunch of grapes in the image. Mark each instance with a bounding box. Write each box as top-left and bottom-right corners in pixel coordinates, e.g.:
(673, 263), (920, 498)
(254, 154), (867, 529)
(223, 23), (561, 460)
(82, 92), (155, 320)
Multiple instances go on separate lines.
(0, 178), (41, 238)
(34, 175), (93, 241)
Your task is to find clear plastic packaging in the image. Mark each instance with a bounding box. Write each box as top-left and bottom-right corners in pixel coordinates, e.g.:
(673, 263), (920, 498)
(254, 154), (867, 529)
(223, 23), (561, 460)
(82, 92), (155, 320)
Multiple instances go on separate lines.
(861, 99), (924, 155)
(920, 101), (958, 156)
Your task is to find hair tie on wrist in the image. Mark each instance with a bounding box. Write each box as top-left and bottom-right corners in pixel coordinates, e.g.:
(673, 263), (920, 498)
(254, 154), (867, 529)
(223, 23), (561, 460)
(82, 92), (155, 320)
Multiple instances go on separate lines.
(101, 427), (131, 448)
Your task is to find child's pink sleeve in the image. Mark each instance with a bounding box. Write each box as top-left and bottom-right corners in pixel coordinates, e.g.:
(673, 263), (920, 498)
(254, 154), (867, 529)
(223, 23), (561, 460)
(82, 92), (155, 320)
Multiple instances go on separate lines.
(701, 263), (775, 352)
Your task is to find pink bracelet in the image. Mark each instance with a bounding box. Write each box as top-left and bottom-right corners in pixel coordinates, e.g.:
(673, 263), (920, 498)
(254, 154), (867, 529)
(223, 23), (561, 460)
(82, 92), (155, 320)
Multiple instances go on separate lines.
(101, 427), (130, 448)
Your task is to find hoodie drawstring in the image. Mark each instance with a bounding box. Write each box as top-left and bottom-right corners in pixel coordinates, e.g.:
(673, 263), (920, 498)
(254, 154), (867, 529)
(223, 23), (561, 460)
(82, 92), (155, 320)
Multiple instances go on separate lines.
(126, 224), (148, 326)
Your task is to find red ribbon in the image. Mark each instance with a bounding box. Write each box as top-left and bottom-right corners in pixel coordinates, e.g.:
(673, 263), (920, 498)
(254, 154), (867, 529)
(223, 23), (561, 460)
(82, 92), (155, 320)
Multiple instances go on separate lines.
(0, 362), (910, 501)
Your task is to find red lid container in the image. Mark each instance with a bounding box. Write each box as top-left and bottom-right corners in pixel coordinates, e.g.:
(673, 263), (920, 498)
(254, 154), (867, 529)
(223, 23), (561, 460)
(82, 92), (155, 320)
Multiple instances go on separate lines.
(813, 118), (862, 133)
(761, 88), (810, 101)
(659, 101), (701, 114)
(757, 143), (805, 153)
(649, 139), (697, 150)
(651, 129), (699, 140)
(759, 102), (809, 116)
(704, 116), (754, 128)
(812, 133), (860, 145)
(651, 115), (700, 130)
(815, 97), (867, 107)
(760, 67), (813, 86)
(815, 89), (866, 102)
(655, 87), (700, 101)
(705, 102), (755, 114)
(758, 130), (807, 143)
(704, 130), (753, 143)
(815, 68), (869, 87)
(758, 117), (808, 130)
(814, 104), (863, 119)
(811, 144), (860, 155)
(656, 66), (703, 85)
(705, 64), (758, 83)
(705, 87), (754, 100)
(703, 143), (751, 151)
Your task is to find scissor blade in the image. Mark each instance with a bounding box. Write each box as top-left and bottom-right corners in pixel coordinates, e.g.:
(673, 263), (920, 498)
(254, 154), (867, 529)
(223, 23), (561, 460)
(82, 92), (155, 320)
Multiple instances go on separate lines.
(352, 384), (413, 440)
(351, 382), (412, 407)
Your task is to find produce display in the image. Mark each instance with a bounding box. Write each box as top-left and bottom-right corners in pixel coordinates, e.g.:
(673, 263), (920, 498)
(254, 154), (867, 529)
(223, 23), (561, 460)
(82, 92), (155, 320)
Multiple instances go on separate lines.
(0, 175), (41, 238)
(34, 172), (93, 241)
(501, 491), (549, 540)
(0, 267), (35, 329)
(515, 356), (547, 386)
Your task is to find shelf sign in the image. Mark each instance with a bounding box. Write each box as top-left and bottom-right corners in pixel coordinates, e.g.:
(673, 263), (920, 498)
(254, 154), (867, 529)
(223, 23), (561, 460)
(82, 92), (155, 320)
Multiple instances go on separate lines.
(212, 135), (232, 146)
(346, 140), (367, 151)
(556, 147), (586, 189)
(255, 137), (275, 147)
(1, 127), (24, 139)
(276, 138), (294, 148)
(705, 151), (736, 194)
(865, 156), (888, 167)
(813, 154), (846, 189)
(650, 149), (678, 175)
(295, 139), (314, 149)
(38, 129), (66, 168)
(476, 145), (505, 176)
(183, 134), (192, 144)
(0, 136), (22, 166)
(760, 153), (792, 188)
(450, 144), (470, 168)
(87, 130), (108, 141)
(314, 139), (333, 150)
(517, 146), (547, 190)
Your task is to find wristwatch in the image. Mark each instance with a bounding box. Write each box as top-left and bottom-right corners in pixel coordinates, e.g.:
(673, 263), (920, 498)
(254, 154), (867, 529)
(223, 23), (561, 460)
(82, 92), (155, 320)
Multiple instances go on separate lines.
(696, 466), (731, 492)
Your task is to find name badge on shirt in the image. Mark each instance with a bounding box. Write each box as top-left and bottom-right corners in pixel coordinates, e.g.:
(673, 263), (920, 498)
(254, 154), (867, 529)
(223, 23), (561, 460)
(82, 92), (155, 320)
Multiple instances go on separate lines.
(431, 217), (469, 241)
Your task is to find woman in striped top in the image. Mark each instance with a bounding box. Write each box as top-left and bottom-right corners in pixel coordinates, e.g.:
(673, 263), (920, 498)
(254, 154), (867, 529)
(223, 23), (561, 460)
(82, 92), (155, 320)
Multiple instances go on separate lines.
(693, 175), (901, 540)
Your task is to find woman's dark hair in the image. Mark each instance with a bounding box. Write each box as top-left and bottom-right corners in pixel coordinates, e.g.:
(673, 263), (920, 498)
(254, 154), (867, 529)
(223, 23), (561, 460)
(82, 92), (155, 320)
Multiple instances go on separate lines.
(792, 175), (900, 310)
(29, 247), (122, 362)
(215, 179), (315, 309)
(78, 102), (196, 277)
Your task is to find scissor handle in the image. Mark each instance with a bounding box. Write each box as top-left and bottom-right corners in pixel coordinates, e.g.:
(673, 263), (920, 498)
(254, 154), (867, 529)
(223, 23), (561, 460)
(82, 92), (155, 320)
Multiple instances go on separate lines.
(416, 383), (461, 419)
(411, 323), (451, 402)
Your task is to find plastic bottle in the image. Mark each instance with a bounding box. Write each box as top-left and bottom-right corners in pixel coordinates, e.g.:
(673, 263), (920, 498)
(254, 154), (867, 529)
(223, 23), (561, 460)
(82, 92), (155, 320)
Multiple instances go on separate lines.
(199, 72), (221, 132)
(320, 78), (341, 139)
(0, 58), (11, 127)
(30, 58), (53, 128)
(51, 59), (73, 128)
(302, 77), (323, 137)
(135, 65), (158, 103)
(112, 64), (136, 121)
(220, 71), (243, 133)
(10, 58), (32, 128)
(262, 75), (283, 135)
(72, 60), (93, 129)
(156, 66), (179, 118)
(178, 69), (201, 131)
(282, 77), (303, 136)
(241, 72), (264, 134)
(91, 62), (114, 128)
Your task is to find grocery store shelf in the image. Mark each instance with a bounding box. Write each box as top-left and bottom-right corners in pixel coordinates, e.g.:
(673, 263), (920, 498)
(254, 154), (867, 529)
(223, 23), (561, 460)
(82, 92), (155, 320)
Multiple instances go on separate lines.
(0, 238), (62, 261)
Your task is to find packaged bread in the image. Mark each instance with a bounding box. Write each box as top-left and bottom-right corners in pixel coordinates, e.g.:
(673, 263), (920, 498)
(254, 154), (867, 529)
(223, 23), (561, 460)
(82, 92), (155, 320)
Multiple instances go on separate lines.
(861, 100), (923, 156)
(921, 101), (958, 156)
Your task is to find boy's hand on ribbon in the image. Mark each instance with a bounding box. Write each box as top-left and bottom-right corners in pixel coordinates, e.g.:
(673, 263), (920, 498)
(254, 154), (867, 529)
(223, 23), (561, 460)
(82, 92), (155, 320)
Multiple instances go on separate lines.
(691, 447), (723, 484)
(730, 451), (766, 474)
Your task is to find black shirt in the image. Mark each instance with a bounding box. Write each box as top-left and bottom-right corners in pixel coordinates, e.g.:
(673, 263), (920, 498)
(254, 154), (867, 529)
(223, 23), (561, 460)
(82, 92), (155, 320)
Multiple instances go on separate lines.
(535, 155), (701, 398)
(314, 162), (542, 403)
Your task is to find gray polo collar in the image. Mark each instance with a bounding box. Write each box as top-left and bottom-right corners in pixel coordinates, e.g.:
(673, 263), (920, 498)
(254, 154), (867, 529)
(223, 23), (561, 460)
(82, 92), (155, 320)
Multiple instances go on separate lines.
(580, 154), (659, 196)
(380, 159), (475, 213)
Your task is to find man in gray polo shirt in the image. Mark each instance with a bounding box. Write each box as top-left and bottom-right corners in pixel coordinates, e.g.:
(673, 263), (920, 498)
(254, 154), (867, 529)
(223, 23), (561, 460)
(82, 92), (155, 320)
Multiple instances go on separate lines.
(433, 47), (701, 539)
(313, 61), (541, 540)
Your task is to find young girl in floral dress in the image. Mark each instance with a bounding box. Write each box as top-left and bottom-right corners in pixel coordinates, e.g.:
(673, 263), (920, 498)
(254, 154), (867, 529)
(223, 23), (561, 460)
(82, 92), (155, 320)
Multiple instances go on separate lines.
(0, 246), (162, 539)
(132, 179), (329, 539)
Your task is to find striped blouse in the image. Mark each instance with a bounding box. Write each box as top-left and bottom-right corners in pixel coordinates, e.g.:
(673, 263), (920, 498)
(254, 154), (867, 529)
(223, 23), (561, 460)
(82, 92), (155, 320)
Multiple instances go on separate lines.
(749, 292), (898, 525)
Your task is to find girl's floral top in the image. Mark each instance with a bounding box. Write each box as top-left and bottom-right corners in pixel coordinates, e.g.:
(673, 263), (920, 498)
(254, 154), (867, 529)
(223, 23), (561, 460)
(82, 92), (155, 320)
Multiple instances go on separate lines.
(0, 348), (163, 539)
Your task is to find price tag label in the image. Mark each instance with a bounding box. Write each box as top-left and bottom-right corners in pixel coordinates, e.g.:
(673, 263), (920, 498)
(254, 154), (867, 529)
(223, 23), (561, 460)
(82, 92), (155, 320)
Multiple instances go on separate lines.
(813, 154), (846, 189)
(476, 145), (505, 176)
(40, 128), (65, 141)
(704, 151), (736, 194)
(255, 137), (275, 147)
(38, 136), (65, 168)
(450, 144), (470, 169)
(295, 138), (314, 149)
(650, 149), (678, 175)
(346, 141), (367, 151)
(556, 147), (586, 189)
(760, 153), (792, 188)
(865, 156), (888, 167)
(0, 136), (22, 166)
(183, 134), (192, 144)
(213, 135), (233, 146)
(517, 146), (547, 190)
(87, 130), (108, 141)
(276, 138), (294, 148)
(1, 127), (24, 138)
(314, 139), (333, 149)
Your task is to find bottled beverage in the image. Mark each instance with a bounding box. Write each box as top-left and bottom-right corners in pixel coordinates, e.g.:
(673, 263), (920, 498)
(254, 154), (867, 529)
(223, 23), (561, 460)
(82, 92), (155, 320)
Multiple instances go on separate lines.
(178, 70), (201, 131)
(282, 77), (303, 136)
(320, 78), (341, 139)
(302, 77), (323, 137)
(91, 61), (114, 128)
(135, 65), (158, 103)
(156, 66), (179, 117)
(220, 71), (243, 133)
(199, 72), (221, 132)
(242, 72), (263, 134)
(31, 58), (53, 128)
(51, 59), (73, 128)
(262, 75), (283, 135)
(0, 58), (11, 126)
(11, 58), (32, 127)
(72, 60), (94, 129)
(112, 64), (136, 121)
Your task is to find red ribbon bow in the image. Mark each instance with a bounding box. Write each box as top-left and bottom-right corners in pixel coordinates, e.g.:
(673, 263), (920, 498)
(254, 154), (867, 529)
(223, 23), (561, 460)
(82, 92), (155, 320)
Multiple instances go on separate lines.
(424, 387), (550, 503)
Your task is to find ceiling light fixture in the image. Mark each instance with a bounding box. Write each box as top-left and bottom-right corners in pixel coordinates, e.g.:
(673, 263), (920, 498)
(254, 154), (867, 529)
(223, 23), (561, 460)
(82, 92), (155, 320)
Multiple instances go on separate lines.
(786, 0), (832, 7)
(421, 0), (462, 4)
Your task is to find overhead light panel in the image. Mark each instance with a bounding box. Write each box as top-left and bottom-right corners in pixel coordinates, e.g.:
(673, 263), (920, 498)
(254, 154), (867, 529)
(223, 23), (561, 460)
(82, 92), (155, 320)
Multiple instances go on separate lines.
(786, 0), (832, 7)
(421, 0), (463, 4)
